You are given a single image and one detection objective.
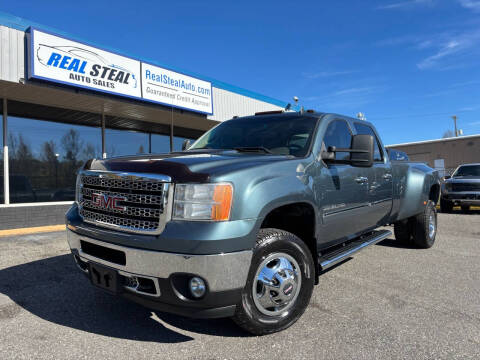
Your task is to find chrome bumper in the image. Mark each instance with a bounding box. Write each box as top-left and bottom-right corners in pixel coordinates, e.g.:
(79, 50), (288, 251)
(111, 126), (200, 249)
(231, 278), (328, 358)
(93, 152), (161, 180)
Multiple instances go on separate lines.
(66, 229), (252, 293)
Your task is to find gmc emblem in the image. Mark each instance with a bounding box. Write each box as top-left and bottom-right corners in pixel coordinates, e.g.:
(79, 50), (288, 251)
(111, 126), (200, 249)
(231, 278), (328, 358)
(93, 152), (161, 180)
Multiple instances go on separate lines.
(92, 193), (126, 211)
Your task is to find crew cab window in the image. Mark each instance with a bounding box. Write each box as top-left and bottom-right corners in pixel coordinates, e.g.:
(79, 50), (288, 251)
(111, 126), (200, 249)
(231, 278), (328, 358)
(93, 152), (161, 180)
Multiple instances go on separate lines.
(323, 120), (352, 161)
(354, 123), (383, 162)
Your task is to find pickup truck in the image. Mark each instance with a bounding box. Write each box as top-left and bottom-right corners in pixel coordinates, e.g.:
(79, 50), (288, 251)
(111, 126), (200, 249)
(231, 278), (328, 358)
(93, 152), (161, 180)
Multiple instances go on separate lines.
(66, 111), (440, 335)
(440, 163), (480, 213)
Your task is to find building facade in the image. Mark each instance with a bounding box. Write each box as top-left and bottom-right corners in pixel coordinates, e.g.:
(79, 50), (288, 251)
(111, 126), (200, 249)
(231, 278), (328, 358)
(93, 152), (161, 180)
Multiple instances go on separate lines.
(387, 134), (480, 177)
(0, 13), (289, 229)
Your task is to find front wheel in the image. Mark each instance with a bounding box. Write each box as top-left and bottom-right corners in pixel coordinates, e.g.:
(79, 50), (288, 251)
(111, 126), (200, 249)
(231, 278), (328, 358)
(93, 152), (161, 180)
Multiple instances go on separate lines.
(232, 228), (315, 335)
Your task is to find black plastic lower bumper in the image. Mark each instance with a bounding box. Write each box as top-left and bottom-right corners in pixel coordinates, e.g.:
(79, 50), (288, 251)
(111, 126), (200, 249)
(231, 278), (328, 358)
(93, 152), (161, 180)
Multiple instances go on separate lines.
(122, 292), (238, 319)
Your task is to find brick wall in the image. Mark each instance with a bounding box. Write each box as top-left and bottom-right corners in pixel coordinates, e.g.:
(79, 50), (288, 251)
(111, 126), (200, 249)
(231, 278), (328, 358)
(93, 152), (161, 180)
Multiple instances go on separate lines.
(0, 204), (72, 230)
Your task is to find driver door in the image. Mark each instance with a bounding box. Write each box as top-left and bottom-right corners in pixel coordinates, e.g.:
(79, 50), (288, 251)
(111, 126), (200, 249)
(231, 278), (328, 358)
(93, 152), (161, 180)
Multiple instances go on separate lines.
(313, 119), (372, 247)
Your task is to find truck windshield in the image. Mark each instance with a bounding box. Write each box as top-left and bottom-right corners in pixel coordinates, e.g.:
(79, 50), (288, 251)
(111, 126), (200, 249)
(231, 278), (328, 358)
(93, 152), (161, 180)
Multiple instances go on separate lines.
(453, 165), (480, 177)
(189, 116), (318, 157)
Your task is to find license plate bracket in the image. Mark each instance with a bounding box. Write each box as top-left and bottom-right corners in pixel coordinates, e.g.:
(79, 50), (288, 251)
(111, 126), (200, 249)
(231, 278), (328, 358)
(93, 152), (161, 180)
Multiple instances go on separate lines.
(89, 262), (120, 294)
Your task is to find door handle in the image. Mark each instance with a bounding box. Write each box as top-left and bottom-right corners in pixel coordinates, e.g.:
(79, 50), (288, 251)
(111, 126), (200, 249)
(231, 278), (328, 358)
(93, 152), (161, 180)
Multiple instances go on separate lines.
(355, 176), (368, 184)
(383, 173), (392, 180)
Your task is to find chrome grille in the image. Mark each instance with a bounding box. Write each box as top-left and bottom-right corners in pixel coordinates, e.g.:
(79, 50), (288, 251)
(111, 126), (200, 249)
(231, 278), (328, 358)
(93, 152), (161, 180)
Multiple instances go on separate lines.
(78, 171), (170, 234)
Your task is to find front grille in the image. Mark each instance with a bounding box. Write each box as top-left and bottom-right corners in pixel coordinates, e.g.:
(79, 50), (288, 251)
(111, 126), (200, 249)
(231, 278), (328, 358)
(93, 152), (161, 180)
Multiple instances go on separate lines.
(451, 183), (480, 192)
(78, 172), (169, 234)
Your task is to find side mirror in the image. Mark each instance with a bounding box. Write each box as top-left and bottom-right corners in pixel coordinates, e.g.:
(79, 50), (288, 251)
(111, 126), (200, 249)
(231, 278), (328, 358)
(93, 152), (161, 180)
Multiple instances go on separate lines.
(443, 175), (451, 180)
(182, 139), (191, 151)
(350, 134), (374, 167)
(320, 134), (374, 167)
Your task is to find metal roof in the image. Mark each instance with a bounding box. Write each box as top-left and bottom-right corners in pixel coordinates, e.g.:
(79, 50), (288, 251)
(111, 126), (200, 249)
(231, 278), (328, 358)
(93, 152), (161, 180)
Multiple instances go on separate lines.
(387, 134), (480, 148)
(0, 11), (291, 109)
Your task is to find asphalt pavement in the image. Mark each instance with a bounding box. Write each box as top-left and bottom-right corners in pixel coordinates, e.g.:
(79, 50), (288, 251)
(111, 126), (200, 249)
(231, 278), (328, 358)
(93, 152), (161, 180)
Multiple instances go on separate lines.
(0, 211), (479, 360)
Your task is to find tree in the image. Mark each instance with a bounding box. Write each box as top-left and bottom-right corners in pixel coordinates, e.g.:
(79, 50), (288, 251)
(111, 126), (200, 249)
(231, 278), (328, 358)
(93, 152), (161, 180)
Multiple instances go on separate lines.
(41, 140), (57, 163)
(82, 143), (96, 160)
(442, 130), (454, 138)
(61, 129), (83, 163)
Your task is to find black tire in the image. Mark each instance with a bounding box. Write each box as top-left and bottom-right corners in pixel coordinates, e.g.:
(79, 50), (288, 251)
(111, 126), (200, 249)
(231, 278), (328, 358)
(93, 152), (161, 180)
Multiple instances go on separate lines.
(232, 228), (315, 335)
(412, 200), (437, 249)
(440, 198), (453, 213)
(393, 219), (412, 245)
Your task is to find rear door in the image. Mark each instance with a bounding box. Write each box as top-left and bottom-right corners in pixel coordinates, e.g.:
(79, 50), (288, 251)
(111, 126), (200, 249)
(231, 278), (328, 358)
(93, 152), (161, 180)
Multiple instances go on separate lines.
(354, 122), (393, 225)
(315, 119), (372, 246)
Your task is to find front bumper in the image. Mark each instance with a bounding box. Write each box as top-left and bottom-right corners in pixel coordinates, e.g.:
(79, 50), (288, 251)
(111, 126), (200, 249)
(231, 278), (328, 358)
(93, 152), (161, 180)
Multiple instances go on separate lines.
(442, 192), (480, 206)
(66, 229), (252, 318)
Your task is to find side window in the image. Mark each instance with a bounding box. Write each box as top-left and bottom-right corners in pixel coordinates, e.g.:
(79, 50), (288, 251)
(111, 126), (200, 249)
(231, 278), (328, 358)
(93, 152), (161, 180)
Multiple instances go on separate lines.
(354, 123), (383, 162)
(323, 120), (352, 161)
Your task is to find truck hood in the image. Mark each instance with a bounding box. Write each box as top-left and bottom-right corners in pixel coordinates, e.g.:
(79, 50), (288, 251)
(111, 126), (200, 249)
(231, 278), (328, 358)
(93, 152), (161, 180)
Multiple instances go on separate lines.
(85, 150), (295, 182)
(445, 176), (480, 184)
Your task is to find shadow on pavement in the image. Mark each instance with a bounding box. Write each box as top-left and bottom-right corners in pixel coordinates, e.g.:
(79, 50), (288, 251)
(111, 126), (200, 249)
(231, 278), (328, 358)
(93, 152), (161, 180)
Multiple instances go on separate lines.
(375, 238), (418, 249)
(0, 254), (247, 342)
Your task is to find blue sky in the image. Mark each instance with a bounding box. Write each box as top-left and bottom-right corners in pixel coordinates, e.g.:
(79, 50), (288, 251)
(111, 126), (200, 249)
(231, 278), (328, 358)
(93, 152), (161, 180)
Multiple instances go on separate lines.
(2, 0), (480, 145)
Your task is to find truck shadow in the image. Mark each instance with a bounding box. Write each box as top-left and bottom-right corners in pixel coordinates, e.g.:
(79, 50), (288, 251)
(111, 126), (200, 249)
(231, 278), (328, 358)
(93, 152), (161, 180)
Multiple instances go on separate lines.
(0, 254), (249, 342)
(375, 237), (418, 249)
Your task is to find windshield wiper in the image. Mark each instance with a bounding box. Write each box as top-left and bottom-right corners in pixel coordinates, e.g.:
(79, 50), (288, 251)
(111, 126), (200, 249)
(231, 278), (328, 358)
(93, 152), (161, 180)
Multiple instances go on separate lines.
(234, 147), (273, 154)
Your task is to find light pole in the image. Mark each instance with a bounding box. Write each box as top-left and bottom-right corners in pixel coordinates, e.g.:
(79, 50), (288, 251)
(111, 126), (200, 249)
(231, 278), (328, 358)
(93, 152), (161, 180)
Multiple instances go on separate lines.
(452, 115), (458, 137)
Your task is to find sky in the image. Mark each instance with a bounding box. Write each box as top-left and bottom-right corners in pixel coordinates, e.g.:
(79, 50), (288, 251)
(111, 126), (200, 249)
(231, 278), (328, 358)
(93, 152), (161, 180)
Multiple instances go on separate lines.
(2, 0), (480, 145)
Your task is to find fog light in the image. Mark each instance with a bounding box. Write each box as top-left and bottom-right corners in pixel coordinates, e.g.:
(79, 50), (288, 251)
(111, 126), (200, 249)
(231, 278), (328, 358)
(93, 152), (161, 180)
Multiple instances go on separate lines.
(189, 277), (206, 298)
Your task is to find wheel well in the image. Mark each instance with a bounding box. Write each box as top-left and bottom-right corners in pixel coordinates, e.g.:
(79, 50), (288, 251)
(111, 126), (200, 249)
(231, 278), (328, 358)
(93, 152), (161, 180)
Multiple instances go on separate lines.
(261, 203), (319, 283)
(429, 184), (440, 204)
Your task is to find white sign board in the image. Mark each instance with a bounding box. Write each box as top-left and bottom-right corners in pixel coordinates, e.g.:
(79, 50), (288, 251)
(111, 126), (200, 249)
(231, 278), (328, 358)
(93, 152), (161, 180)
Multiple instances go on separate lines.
(141, 63), (213, 114)
(28, 28), (213, 115)
(29, 28), (142, 99)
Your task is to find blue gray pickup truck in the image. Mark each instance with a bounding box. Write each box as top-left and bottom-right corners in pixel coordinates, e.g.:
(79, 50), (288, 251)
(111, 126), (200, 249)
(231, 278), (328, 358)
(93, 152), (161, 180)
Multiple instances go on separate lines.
(66, 111), (440, 335)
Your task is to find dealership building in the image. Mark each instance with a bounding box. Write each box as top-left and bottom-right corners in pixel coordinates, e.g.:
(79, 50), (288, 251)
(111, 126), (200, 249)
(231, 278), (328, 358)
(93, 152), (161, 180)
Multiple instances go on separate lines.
(387, 134), (480, 177)
(0, 12), (291, 229)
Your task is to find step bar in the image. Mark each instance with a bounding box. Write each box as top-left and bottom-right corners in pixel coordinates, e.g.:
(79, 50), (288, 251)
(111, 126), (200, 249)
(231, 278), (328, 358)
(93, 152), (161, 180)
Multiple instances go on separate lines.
(319, 229), (392, 271)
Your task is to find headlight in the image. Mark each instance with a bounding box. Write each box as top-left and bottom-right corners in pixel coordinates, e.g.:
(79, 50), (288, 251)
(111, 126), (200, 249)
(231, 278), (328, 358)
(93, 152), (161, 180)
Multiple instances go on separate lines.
(173, 183), (233, 221)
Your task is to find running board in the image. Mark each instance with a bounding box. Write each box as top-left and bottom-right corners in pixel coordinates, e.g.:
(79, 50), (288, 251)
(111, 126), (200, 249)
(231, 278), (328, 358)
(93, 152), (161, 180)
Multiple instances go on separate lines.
(318, 229), (392, 271)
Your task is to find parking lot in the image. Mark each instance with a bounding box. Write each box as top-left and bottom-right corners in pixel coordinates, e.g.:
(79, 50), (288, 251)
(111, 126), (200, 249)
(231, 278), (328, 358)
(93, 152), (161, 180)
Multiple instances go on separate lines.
(0, 212), (479, 360)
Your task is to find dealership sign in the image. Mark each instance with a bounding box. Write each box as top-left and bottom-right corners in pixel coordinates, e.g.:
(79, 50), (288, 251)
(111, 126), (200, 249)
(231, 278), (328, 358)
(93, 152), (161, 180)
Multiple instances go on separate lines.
(28, 28), (213, 115)
(142, 63), (212, 114)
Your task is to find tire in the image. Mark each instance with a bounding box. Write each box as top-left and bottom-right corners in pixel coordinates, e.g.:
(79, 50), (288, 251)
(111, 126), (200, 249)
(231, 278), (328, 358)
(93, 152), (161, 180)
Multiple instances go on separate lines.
(412, 200), (437, 249)
(440, 198), (453, 213)
(232, 228), (315, 335)
(393, 219), (412, 245)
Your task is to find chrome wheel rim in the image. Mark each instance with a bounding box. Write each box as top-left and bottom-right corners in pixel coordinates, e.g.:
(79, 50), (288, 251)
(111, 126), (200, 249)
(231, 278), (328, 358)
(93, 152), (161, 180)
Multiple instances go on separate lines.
(252, 252), (301, 316)
(428, 213), (436, 238)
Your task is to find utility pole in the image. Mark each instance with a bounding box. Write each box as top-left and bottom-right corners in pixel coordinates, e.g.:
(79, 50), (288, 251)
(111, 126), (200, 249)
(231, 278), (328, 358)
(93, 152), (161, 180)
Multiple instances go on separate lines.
(452, 115), (458, 137)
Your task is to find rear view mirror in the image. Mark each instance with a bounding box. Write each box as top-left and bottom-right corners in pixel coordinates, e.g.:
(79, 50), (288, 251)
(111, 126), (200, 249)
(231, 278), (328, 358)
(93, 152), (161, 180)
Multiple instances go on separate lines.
(350, 134), (374, 167)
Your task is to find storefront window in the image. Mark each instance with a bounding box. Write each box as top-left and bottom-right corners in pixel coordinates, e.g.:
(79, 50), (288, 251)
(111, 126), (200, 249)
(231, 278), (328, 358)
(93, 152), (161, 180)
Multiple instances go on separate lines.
(151, 134), (196, 154)
(8, 117), (101, 203)
(105, 129), (149, 157)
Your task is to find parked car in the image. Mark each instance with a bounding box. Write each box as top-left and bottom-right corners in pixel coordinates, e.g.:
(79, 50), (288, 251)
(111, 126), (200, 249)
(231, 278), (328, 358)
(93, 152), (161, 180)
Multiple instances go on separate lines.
(440, 163), (480, 213)
(387, 148), (409, 161)
(66, 111), (440, 335)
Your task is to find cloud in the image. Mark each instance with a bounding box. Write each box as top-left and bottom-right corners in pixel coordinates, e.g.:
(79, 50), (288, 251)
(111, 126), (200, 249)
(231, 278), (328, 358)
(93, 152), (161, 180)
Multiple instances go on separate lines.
(417, 30), (480, 69)
(377, 29), (480, 70)
(334, 87), (378, 96)
(458, 0), (480, 11)
(302, 70), (354, 79)
(376, 0), (433, 10)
